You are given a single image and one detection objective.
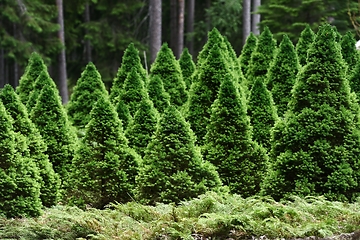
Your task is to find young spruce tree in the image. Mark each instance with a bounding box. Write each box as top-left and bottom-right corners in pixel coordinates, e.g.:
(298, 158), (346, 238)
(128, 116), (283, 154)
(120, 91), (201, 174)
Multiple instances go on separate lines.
(147, 75), (171, 114)
(179, 48), (196, 90)
(267, 34), (300, 117)
(150, 43), (188, 107)
(0, 85), (60, 207)
(115, 99), (133, 130)
(136, 105), (221, 205)
(67, 62), (108, 128)
(203, 73), (268, 197)
(295, 25), (315, 66)
(340, 31), (358, 74)
(262, 24), (360, 202)
(239, 32), (258, 78)
(71, 95), (141, 208)
(0, 101), (42, 218)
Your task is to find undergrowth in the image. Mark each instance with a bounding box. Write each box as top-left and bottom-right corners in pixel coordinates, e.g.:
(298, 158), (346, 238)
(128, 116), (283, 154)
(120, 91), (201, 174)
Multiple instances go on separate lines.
(1, 192), (360, 239)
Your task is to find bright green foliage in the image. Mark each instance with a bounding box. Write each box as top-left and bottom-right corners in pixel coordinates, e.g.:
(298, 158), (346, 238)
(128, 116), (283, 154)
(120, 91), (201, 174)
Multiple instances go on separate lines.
(340, 31), (358, 74)
(136, 105), (221, 205)
(223, 36), (244, 84)
(119, 68), (149, 116)
(16, 52), (48, 105)
(267, 35), (300, 117)
(296, 25), (315, 66)
(110, 43), (147, 104)
(30, 84), (76, 182)
(125, 98), (159, 158)
(248, 77), (278, 151)
(115, 100), (133, 130)
(203, 73), (268, 197)
(239, 33), (258, 78)
(150, 43), (188, 107)
(147, 75), (171, 114)
(67, 62), (108, 128)
(246, 27), (277, 90)
(179, 48), (196, 90)
(0, 85), (60, 207)
(71, 95), (140, 208)
(349, 59), (360, 96)
(0, 101), (42, 218)
(186, 44), (231, 146)
(262, 24), (360, 202)
(26, 69), (58, 112)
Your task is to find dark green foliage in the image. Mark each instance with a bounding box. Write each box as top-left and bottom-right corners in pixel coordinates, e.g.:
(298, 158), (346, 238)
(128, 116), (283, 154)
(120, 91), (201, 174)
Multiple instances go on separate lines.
(0, 101), (42, 218)
(340, 31), (358, 74)
(246, 27), (277, 90)
(262, 24), (360, 202)
(147, 75), (171, 114)
(0, 85), (60, 207)
(203, 73), (268, 197)
(150, 43), (188, 107)
(223, 36), (244, 84)
(179, 48), (196, 90)
(26, 69), (58, 112)
(296, 25), (315, 66)
(186, 44), (230, 146)
(125, 98), (159, 158)
(30, 84), (76, 182)
(110, 43), (147, 104)
(67, 62), (108, 128)
(136, 105), (221, 205)
(248, 77), (278, 151)
(71, 95), (140, 208)
(239, 32), (258, 78)
(267, 35), (300, 117)
(349, 58), (360, 96)
(119, 68), (149, 116)
(115, 100), (133, 130)
(16, 52), (48, 105)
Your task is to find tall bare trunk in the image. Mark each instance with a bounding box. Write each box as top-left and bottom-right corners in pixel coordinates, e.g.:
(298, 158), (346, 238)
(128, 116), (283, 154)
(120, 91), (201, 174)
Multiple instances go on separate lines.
(149, 0), (162, 63)
(170, 0), (178, 54)
(56, 0), (69, 104)
(243, 0), (251, 45)
(186, 0), (195, 55)
(84, 1), (92, 63)
(252, 0), (261, 35)
(176, 0), (185, 59)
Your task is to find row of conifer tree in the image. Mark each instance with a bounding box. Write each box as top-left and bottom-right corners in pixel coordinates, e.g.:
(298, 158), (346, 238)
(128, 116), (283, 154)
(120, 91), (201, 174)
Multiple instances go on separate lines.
(1, 23), (360, 218)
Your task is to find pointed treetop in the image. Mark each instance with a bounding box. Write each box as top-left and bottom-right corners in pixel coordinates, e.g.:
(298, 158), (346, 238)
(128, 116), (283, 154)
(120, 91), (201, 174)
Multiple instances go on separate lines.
(296, 24), (315, 66)
(197, 28), (227, 67)
(147, 75), (171, 114)
(340, 31), (358, 73)
(179, 48), (196, 90)
(239, 32), (258, 78)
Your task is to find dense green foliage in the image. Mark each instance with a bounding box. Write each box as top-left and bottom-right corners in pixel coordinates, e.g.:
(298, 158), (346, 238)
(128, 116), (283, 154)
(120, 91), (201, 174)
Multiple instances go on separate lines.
(239, 33), (258, 78)
(262, 24), (360, 202)
(150, 43), (188, 107)
(295, 25), (315, 66)
(340, 31), (358, 74)
(136, 105), (221, 205)
(66, 62), (108, 128)
(178, 48), (196, 90)
(71, 95), (140, 208)
(147, 75), (171, 114)
(267, 35), (300, 117)
(115, 99), (133, 130)
(349, 58), (360, 97)
(0, 85), (60, 207)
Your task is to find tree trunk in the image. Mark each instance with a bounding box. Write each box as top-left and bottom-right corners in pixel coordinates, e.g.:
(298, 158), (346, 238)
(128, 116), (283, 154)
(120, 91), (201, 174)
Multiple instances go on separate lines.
(186, 0), (195, 55)
(0, 49), (5, 88)
(176, 0), (185, 59)
(84, 1), (92, 63)
(252, 0), (261, 35)
(170, 0), (178, 54)
(56, 0), (69, 104)
(149, 0), (162, 63)
(243, 0), (251, 45)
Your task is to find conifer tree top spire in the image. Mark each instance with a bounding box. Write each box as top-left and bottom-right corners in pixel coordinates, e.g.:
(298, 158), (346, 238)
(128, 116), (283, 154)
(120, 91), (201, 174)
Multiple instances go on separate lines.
(296, 24), (315, 66)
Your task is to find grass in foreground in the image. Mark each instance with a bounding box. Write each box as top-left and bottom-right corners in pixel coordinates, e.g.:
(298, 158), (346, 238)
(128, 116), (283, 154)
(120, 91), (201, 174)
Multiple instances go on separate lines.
(1, 192), (360, 240)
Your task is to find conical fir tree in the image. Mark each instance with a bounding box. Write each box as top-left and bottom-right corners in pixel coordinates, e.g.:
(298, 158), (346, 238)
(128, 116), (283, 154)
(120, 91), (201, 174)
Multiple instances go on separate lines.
(0, 101), (42, 218)
(71, 95), (141, 208)
(296, 25), (315, 66)
(267, 34), (300, 117)
(179, 48), (196, 90)
(150, 43), (188, 107)
(30, 84), (76, 182)
(0, 85), (60, 207)
(16, 52), (48, 105)
(340, 31), (358, 74)
(110, 43), (147, 103)
(239, 32), (258, 78)
(248, 77), (278, 151)
(115, 99), (133, 130)
(246, 26), (277, 90)
(262, 24), (360, 201)
(147, 75), (171, 114)
(136, 105), (221, 205)
(67, 62), (108, 128)
(186, 44), (230, 146)
(125, 98), (159, 158)
(203, 73), (268, 197)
